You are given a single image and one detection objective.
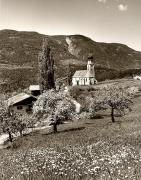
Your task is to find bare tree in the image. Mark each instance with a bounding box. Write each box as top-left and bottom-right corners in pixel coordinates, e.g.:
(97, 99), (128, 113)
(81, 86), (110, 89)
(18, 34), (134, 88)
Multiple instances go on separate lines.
(38, 39), (55, 92)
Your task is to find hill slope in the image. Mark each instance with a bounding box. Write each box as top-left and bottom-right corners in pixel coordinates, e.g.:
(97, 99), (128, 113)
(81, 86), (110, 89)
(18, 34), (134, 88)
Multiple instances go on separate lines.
(0, 29), (141, 92)
(1, 79), (141, 179)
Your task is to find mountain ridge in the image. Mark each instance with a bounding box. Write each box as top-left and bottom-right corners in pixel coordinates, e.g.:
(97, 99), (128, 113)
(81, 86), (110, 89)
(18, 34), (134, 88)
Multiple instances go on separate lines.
(0, 29), (141, 92)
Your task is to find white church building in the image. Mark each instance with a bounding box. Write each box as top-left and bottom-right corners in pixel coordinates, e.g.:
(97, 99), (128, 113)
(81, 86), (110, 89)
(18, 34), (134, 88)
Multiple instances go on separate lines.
(72, 60), (97, 86)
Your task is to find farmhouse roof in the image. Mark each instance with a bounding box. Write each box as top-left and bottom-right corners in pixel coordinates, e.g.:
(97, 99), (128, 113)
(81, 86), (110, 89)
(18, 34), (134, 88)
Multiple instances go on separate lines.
(29, 85), (40, 91)
(8, 93), (36, 106)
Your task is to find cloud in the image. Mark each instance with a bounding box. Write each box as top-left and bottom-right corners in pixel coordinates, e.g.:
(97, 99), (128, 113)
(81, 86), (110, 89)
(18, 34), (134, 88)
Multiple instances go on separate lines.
(98, 0), (107, 3)
(118, 4), (128, 11)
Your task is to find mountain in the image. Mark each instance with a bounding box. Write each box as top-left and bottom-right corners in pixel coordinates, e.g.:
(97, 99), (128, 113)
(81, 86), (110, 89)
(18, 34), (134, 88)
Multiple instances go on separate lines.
(0, 29), (141, 93)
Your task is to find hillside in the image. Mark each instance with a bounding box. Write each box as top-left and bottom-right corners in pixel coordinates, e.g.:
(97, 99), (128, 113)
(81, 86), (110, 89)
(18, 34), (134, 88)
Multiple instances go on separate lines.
(0, 79), (141, 179)
(0, 29), (141, 92)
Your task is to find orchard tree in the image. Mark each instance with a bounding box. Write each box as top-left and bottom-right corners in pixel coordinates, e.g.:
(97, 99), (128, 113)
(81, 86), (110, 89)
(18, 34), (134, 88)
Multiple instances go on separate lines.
(33, 89), (75, 133)
(50, 98), (75, 133)
(87, 93), (107, 116)
(87, 86), (133, 123)
(0, 113), (36, 142)
(0, 94), (13, 142)
(104, 86), (132, 123)
(39, 39), (55, 92)
(10, 113), (37, 137)
(0, 113), (20, 142)
(0, 95), (36, 142)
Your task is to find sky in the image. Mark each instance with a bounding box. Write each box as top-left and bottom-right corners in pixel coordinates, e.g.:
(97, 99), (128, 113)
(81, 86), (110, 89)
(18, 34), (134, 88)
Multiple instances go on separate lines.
(0, 0), (141, 51)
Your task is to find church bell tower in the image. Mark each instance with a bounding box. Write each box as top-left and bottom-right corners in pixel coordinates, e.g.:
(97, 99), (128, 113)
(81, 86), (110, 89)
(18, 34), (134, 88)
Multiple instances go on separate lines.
(86, 56), (95, 78)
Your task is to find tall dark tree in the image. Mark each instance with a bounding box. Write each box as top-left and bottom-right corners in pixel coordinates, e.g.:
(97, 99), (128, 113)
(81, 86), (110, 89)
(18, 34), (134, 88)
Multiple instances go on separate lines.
(66, 63), (72, 86)
(39, 39), (55, 92)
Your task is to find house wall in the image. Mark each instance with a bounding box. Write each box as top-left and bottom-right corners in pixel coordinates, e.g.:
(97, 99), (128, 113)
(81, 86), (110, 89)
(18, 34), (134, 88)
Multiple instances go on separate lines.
(9, 105), (32, 114)
(133, 76), (141, 80)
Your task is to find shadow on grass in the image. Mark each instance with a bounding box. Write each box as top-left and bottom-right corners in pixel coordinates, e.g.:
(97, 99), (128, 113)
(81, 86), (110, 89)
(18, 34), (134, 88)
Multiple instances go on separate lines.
(59, 127), (85, 133)
(93, 114), (104, 119)
(103, 114), (123, 118)
(42, 126), (86, 136)
(85, 115), (104, 125)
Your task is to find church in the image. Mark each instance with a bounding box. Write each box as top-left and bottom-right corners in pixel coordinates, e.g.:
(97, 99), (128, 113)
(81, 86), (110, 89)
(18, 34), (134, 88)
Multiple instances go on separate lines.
(72, 59), (97, 86)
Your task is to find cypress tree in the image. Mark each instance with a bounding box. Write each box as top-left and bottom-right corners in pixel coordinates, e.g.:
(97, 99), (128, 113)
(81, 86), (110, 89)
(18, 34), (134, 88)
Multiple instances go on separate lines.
(39, 39), (55, 92)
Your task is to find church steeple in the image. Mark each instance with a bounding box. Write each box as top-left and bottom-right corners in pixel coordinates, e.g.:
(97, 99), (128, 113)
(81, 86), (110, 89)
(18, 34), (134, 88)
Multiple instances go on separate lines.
(72, 54), (97, 86)
(86, 55), (95, 78)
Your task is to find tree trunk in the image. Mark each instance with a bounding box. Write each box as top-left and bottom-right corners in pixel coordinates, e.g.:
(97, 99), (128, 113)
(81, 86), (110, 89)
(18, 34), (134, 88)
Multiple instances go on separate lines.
(53, 124), (57, 133)
(7, 130), (13, 142)
(20, 129), (23, 137)
(19, 124), (25, 137)
(111, 107), (115, 123)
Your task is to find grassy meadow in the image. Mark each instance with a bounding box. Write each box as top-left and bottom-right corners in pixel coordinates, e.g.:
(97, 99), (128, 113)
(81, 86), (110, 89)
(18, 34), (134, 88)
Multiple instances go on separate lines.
(1, 79), (141, 179)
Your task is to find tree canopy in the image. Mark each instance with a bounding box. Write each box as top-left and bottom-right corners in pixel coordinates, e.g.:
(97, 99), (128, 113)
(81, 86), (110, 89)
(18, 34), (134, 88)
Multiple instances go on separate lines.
(33, 89), (75, 133)
(87, 86), (132, 122)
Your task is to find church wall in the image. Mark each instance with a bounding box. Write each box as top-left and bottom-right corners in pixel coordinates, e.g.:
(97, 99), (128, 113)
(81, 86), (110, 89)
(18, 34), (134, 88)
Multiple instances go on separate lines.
(72, 77), (92, 86)
(72, 77), (79, 86)
(72, 60), (97, 86)
(85, 78), (90, 85)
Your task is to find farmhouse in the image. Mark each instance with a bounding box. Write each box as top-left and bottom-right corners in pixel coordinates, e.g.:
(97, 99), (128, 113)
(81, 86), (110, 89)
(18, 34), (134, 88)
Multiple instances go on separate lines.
(29, 85), (40, 97)
(133, 75), (141, 80)
(72, 60), (97, 86)
(8, 93), (37, 114)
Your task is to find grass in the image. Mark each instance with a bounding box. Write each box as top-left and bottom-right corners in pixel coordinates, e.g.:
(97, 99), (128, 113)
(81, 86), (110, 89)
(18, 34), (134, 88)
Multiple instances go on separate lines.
(1, 79), (141, 179)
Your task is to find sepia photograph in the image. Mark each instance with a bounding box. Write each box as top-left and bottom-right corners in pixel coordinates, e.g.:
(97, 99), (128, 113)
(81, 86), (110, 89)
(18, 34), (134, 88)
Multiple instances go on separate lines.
(0, 0), (141, 179)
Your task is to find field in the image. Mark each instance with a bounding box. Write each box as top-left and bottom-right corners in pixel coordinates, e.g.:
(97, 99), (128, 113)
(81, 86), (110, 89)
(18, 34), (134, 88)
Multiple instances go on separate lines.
(1, 79), (141, 180)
